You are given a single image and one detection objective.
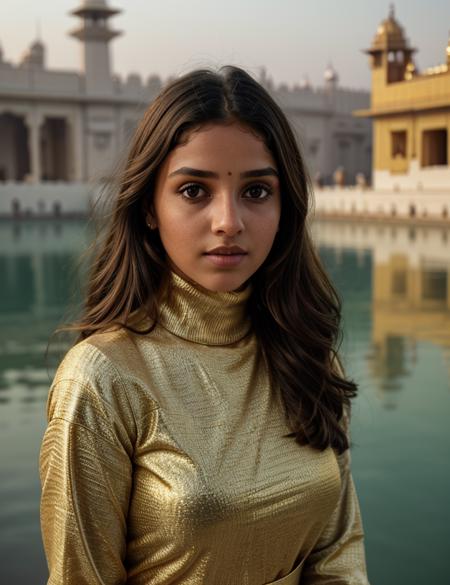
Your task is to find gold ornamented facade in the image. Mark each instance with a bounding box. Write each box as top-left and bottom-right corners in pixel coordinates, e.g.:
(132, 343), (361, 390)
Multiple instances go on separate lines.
(356, 6), (450, 191)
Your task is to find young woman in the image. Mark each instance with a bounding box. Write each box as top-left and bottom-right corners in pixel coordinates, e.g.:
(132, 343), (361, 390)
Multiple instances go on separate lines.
(39, 66), (370, 585)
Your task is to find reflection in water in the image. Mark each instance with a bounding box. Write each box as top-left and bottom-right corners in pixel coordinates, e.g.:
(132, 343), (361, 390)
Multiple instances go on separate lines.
(312, 220), (450, 409)
(370, 251), (450, 407)
(0, 251), (76, 315)
(0, 255), (35, 313)
(0, 221), (90, 583)
(0, 220), (88, 418)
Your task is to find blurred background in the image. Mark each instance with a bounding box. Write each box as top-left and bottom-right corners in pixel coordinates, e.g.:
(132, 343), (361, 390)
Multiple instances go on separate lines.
(0, 1), (449, 583)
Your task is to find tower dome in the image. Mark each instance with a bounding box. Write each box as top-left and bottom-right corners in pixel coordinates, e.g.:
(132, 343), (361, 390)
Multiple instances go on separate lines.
(365, 5), (417, 83)
(370, 4), (411, 52)
(72, 0), (121, 18)
(30, 40), (45, 55)
(324, 64), (338, 82)
(324, 63), (339, 89)
(20, 38), (46, 68)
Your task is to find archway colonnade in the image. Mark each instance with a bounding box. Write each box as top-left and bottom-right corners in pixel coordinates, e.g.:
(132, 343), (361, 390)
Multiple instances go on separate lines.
(0, 106), (82, 183)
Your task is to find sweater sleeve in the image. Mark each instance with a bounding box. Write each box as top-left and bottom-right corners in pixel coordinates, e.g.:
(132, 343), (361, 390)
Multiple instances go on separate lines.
(301, 409), (370, 584)
(39, 343), (142, 585)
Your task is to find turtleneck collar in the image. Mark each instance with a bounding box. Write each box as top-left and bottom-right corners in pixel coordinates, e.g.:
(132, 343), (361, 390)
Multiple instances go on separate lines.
(157, 271), (252, 346)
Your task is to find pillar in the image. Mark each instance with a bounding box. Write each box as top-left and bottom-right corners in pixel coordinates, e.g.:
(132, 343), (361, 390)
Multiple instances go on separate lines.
(25, 110), (44, 183)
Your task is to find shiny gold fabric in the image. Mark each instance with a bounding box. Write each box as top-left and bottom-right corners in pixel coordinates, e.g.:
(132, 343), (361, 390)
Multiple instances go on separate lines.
(40, 272), (369, 585)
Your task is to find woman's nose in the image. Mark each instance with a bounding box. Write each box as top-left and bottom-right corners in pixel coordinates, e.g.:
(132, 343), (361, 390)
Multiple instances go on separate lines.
(211, 195), (244, 236)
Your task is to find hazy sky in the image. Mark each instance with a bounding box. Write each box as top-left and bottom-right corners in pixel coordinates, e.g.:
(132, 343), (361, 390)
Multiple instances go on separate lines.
(0, 0), (449, 90)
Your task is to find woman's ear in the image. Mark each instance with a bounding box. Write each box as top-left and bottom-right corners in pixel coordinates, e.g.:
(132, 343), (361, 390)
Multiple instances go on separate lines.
(143, 200), (158, 230)
(146, 214), (158, 230)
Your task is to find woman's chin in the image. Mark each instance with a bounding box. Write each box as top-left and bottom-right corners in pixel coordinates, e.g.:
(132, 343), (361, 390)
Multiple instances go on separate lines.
(193, 274), (249, 294)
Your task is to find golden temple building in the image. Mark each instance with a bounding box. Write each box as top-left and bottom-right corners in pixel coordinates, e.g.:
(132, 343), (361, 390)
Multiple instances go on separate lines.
(356, 5), (450, 192)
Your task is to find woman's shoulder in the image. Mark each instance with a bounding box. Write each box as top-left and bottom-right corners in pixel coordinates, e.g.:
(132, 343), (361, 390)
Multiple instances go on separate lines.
(47, 329), (159, 443)
(54, 328), (134, 386)
(56, 323), (163, 382)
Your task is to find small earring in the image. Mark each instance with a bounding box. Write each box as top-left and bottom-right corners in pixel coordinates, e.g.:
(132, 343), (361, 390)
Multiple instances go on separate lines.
(146, 218), (156, 229)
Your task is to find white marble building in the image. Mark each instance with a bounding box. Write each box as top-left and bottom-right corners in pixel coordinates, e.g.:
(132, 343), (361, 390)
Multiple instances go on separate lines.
(0, 1), (162, 190)
(0, 0), (371, 216)
(263, 68), (372, 187)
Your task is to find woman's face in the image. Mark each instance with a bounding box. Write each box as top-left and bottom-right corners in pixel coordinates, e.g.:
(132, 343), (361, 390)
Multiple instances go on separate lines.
(151, 122), (281, 292)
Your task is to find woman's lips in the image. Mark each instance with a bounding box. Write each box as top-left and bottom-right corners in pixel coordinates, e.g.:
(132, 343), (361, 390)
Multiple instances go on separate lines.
(203, 248), (248, 267)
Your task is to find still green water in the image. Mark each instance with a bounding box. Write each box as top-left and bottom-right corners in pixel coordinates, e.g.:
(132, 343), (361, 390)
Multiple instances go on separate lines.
(0, 219), (449, 584)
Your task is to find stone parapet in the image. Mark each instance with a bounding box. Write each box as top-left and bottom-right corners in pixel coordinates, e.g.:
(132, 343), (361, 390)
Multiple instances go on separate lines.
(313, 186), (450, 222)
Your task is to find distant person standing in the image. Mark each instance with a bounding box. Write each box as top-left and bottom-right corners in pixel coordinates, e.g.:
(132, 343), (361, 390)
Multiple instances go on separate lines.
(39, 66), (370, 584)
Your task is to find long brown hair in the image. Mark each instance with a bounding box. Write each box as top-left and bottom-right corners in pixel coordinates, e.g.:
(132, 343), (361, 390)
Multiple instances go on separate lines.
(65, 65), (357, 454)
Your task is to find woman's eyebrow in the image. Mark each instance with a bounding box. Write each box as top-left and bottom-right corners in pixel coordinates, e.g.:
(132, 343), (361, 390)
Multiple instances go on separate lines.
(168, 166), (279, 179)
(241, 167), (279, 178)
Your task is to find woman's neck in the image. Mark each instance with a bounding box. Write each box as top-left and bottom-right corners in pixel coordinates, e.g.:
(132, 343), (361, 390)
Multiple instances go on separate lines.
(157, 271), (252, 345)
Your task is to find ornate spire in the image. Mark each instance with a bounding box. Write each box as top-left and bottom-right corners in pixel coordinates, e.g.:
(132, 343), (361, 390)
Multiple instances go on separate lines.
(69, 0), (122, 94)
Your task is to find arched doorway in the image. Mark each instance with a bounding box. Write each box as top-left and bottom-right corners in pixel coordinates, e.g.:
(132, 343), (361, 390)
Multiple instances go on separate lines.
(0, 113), (31, 181)
(40, 117), (69, 181)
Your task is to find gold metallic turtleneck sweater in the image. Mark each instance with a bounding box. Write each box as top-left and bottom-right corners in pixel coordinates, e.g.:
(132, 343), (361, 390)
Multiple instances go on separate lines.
(40, 272), (369, 585)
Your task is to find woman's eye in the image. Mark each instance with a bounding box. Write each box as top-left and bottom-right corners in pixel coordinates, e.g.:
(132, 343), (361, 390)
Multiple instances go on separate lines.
(178, 182), (273, 201)
(179, 184), (206, 200)
(244, 184), (273, 200)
